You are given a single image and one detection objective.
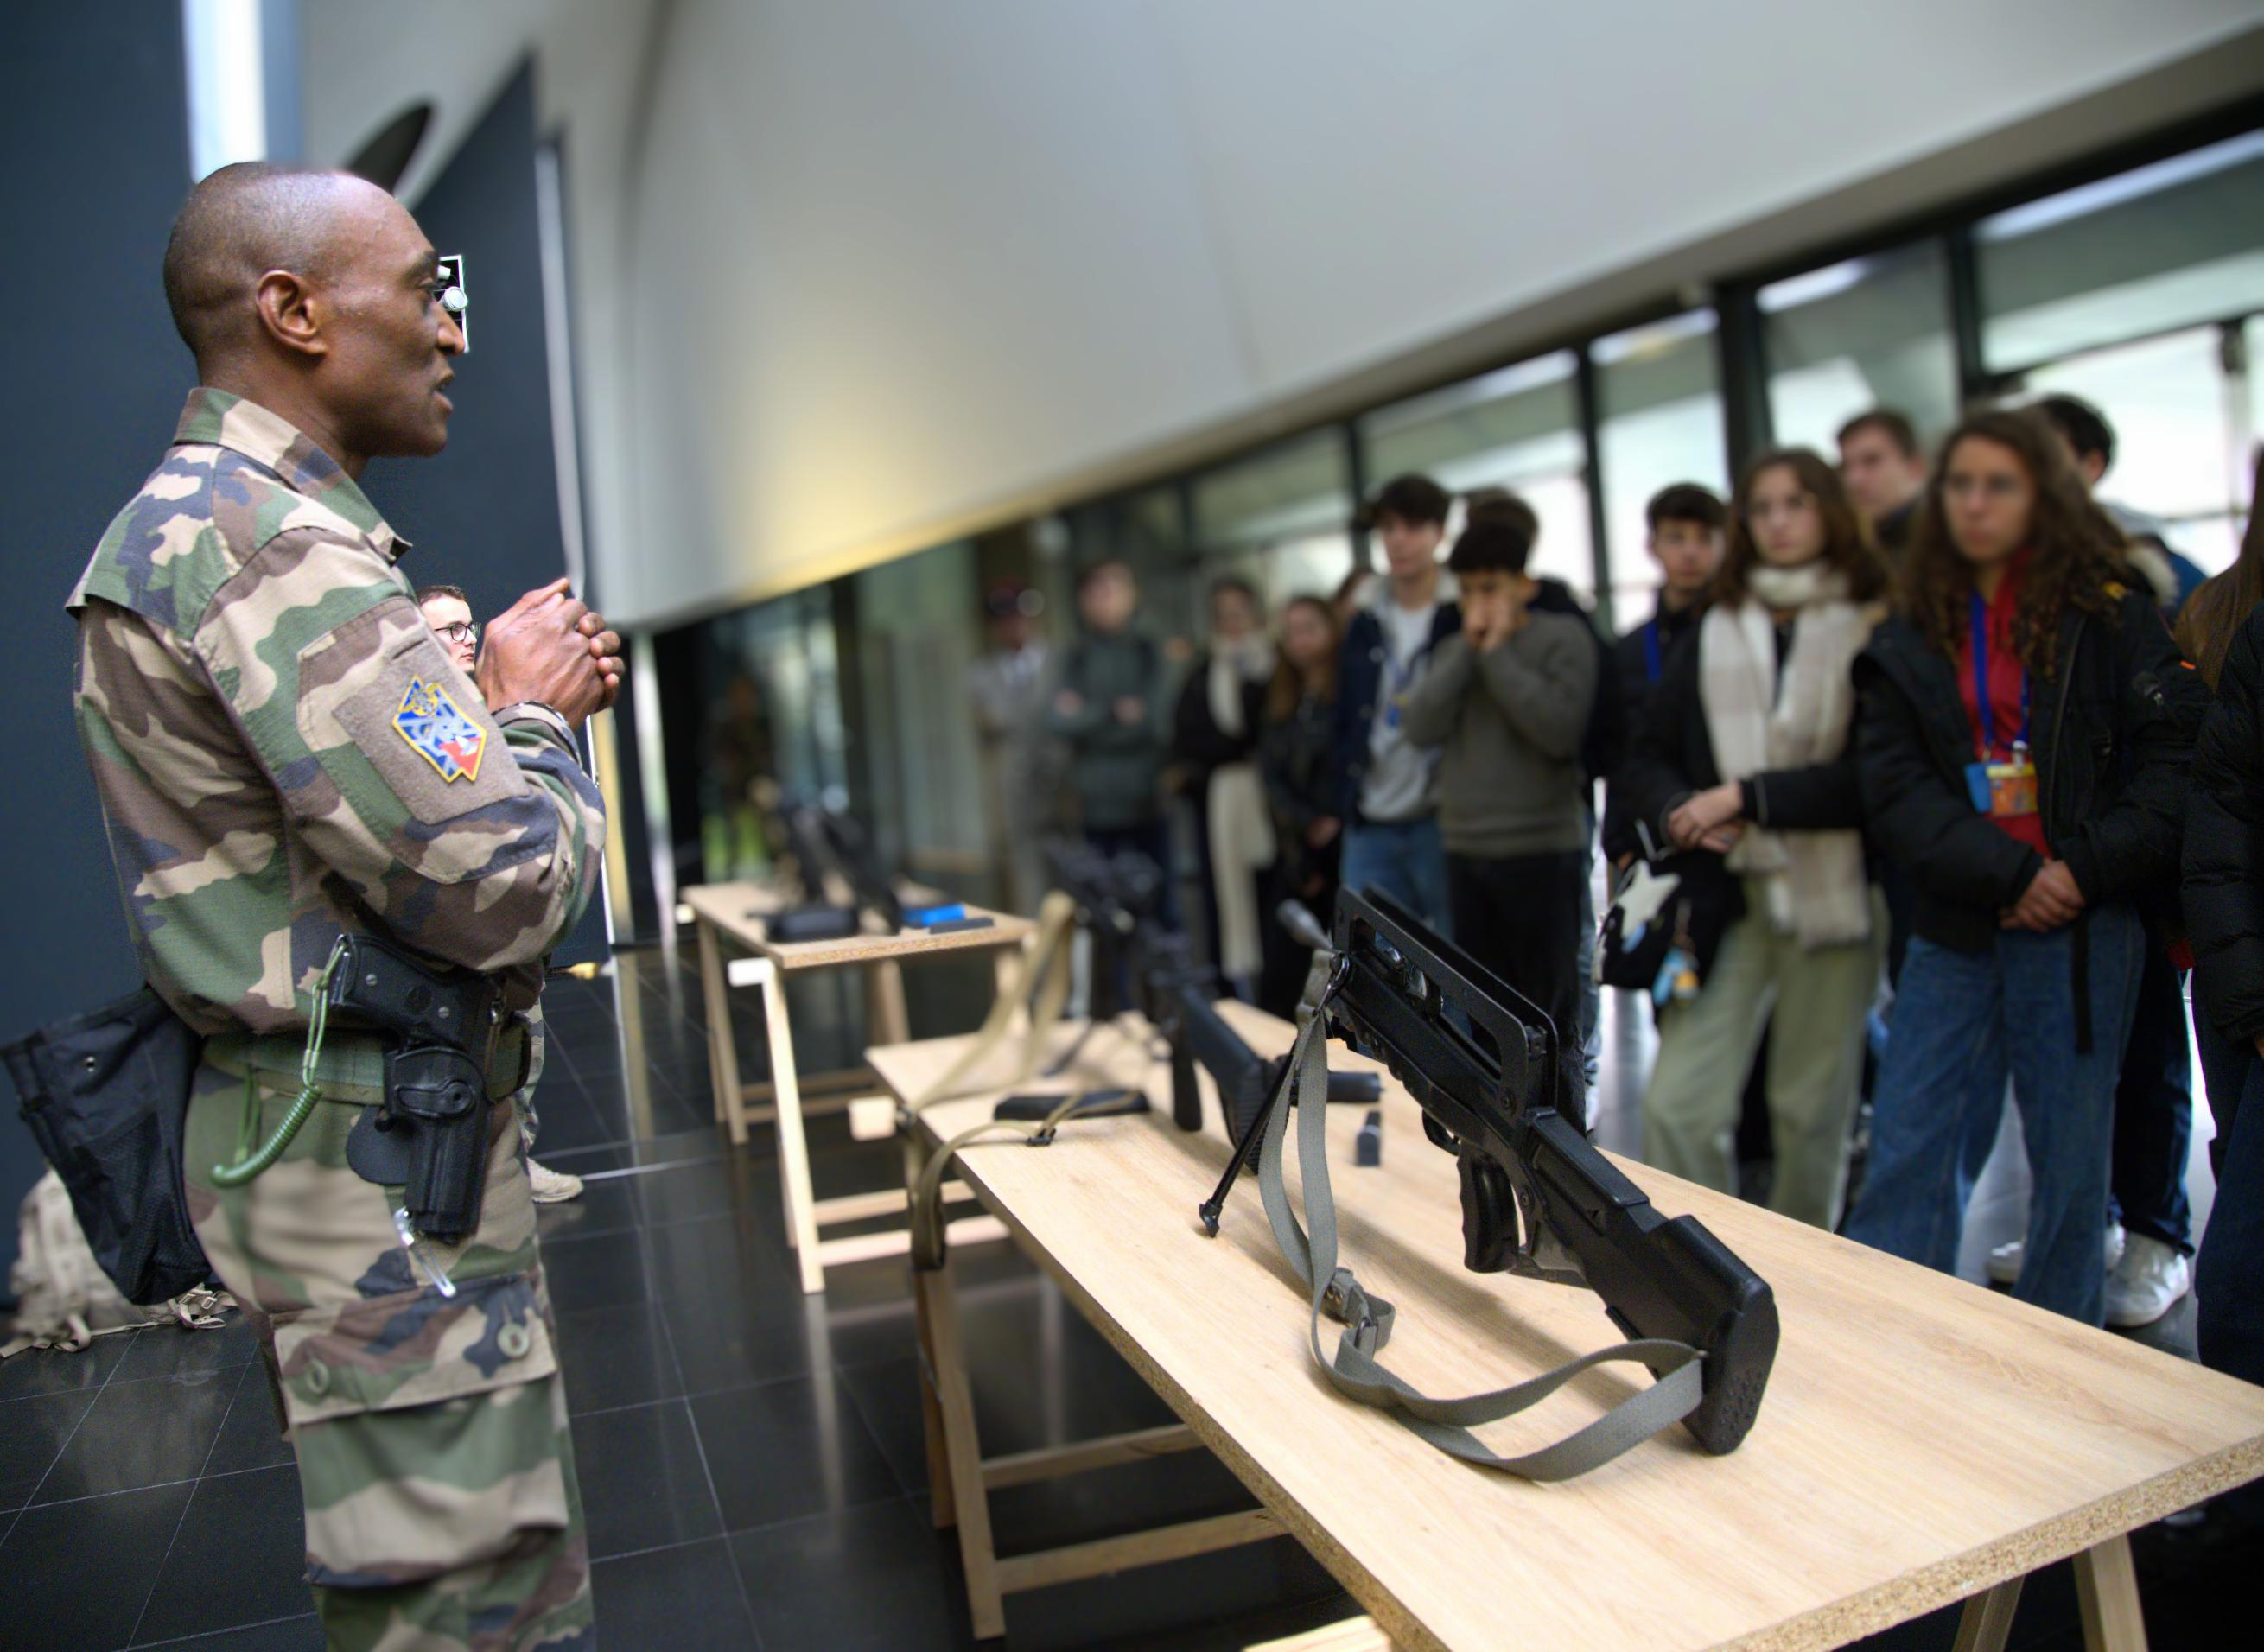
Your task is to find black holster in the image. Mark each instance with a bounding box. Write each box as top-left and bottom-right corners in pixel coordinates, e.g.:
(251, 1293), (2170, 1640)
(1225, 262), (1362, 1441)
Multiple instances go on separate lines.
(332, 933), (510, 1246)
(382, 1045), (492, 1244)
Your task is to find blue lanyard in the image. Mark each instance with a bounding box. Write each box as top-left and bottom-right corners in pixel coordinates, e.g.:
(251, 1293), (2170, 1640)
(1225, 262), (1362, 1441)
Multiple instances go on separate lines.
(1968, 592), (2029, 758)
(1642, 618), (1663, 684)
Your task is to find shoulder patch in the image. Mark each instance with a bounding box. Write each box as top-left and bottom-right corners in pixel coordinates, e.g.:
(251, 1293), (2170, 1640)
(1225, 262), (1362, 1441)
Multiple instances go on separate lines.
(394, 677), (487, 784)
(2104, 580), (2127, 600)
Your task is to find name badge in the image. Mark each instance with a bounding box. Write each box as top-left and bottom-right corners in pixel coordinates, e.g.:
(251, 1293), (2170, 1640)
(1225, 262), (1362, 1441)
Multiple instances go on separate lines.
(1965, 758), (2037, 818)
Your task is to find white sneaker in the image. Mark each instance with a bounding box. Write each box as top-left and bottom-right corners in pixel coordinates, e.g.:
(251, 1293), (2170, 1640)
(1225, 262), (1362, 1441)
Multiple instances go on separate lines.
(2106, 1232), (2191, 1329)
(1987, 1220), (2125, 1287)
(527, 1159), (585, 1204)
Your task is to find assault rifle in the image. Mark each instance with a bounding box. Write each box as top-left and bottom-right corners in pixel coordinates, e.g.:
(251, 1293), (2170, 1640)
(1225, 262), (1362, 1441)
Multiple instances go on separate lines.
(1041, 844), (1377, 1136)
(1203, 888), (1778, 1458)
(767, 800), (862, 942)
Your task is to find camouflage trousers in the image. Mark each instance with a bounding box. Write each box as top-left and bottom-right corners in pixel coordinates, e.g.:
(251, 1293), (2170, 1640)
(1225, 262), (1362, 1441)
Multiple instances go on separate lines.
(184, 1059), (593, 1650)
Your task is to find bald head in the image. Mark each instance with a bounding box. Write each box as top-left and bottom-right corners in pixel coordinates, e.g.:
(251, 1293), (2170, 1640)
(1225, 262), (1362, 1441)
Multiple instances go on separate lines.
(158, 163), (464, 469)
(162, 163), (393, 365)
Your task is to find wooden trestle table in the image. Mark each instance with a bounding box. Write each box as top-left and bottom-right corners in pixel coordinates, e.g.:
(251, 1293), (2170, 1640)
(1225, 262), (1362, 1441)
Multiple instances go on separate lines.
(683, 879), (1033, 1292)
(867, 1001), (2264, 1649)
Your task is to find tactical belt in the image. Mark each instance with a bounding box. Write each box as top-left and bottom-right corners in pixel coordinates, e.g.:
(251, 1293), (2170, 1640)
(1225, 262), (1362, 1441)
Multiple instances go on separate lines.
(1254, 1007), (1705, 1481)
(206, 1020), (531, 1108)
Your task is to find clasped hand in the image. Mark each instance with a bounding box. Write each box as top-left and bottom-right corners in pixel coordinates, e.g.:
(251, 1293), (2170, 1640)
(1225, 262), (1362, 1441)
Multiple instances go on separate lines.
(1666, 781), (1745, 854)
(2001, 858), (2085, 931)
(475, 578), (623, 728)
(1460, 588), (1527, 652)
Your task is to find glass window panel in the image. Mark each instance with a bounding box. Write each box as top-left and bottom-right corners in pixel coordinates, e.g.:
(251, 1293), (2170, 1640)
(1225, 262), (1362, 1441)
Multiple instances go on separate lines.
(1979, 130), (2264, 373)
(1063, 485), (1200, 646)
(1358, 351), (1597, 609)
(1595, 309), (1728, 625)
(853, 541), (988, 875)
(1191, 429), (1355, 615)
(728, 588), (848, 807)
(1761, 242), (1959, 455)
(2026, 327), (2244, 575)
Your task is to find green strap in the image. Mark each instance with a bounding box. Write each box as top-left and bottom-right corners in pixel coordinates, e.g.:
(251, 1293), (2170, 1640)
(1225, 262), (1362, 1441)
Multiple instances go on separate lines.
(1254, 1011), (1706, 1480)
(210, 940), (347, 1187)
(909, 1087), (1099, 1271)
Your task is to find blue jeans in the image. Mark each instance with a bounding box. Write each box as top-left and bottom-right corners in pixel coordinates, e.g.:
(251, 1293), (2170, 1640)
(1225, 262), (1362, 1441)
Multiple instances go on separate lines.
(1845, 906), (2144, 1325)
(2108, 942), (2193, 1252)
(1339, 816), (1452, 939)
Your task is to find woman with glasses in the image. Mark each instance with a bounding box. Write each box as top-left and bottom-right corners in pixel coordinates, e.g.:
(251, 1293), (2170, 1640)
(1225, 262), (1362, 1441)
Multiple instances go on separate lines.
(1615, 448), (1888, 1228)
(1842, 409), (2205, 1325)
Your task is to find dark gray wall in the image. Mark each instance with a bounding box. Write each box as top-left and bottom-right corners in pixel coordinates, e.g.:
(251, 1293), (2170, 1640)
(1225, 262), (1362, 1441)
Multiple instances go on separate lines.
(365, 61), (607, 964)
(366, 62), (568, 635)
(2, 7), (194, 1296)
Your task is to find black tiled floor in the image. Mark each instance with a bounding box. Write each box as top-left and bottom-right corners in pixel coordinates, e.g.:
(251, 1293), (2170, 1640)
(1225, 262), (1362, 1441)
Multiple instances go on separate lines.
(556, 1299), (685, 1415)
(571, 1397), (724, 1560)
(109, 1314), (259, 1383)
(0, 942), (2233, 1649)
(538, 1223), (658, 1313)
(145, 1617), (325, 1649)
(0, 1386), (99, 1512)
(588, 1536), (758, 1649)
(729, 1496), (978, 1652)
(0, 1481), (194, 1649)
(132, 1465), (308, 1645)
(33, 1366), (236, 1503)
(687, 1374), (901, 1532)
(0, 1325), (134, 1401)
(201, 1363), (296, 1477)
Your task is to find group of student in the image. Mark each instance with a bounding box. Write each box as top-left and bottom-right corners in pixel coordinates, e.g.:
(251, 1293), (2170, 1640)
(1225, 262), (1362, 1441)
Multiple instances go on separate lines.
(1031, 392), (2264, 1382)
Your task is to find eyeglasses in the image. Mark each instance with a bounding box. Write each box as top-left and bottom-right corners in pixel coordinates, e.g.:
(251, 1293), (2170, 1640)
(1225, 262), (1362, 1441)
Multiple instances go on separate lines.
(433, 254), (469, 353)
(434, 621), (479, 646)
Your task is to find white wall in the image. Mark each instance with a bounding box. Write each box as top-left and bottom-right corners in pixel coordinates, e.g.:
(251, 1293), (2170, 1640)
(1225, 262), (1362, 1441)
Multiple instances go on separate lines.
(304, 0), (2264, 627)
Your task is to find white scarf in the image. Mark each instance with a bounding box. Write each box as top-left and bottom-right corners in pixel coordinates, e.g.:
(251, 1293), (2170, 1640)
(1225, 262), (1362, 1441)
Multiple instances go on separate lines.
(1697, 563), (1875, 950)
(1206, 635), (1278, 986)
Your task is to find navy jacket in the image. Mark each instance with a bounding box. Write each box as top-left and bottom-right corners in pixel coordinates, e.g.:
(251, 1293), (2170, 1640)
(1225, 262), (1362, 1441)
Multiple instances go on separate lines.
(1330, 597), (1460, 821)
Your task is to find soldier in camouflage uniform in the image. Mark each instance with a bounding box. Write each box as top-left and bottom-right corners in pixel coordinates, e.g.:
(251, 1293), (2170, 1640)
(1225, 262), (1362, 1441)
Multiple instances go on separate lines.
(68, 162), (619, 1648)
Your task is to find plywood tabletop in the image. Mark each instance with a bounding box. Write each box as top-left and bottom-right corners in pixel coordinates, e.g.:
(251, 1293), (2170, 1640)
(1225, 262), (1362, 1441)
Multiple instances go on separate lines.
(682, 880), (1033, 969)
(867, 1005), (2264, 1652)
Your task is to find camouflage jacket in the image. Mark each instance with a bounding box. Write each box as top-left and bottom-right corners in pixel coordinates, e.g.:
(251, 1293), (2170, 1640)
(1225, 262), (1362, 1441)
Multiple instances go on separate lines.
(69, 389), (605, 1035)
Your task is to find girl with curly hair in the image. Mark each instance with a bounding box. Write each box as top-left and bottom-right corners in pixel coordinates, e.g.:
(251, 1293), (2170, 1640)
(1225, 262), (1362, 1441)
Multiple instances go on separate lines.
(1841, 408), (2208, 1325)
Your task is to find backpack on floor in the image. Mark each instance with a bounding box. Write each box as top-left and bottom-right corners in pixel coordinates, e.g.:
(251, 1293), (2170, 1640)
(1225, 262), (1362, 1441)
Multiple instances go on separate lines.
(2, 1170), (230, 1359)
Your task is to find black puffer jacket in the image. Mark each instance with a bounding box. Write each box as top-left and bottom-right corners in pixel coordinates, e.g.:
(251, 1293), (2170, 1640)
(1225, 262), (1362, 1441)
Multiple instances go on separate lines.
(1612, 615), (1873, 856)
(1854, 586), (2204, 960)
(2184, 600), (2264, 1046)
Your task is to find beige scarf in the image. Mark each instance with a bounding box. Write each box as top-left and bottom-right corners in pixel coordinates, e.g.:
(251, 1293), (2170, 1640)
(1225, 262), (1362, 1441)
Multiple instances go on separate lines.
(1207, 639), (1278, 985)
(1698, 564), (1875, 949)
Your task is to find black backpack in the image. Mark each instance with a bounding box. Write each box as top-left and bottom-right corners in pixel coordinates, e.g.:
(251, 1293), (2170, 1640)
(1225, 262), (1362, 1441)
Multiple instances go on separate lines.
(4, 988), (211, 1305)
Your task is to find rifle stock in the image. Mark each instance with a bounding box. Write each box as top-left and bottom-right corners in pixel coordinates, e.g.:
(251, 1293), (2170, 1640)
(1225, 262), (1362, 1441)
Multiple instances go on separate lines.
(1329, 891), (1778, 1455)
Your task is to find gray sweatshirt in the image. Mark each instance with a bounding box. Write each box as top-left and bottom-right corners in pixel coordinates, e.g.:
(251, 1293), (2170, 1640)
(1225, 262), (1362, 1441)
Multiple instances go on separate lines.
(1399, 613), (1596, 857)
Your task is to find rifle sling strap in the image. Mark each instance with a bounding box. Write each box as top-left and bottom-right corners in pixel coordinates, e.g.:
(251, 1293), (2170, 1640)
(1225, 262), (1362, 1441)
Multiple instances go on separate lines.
(1254, 1011), (1706, 1481)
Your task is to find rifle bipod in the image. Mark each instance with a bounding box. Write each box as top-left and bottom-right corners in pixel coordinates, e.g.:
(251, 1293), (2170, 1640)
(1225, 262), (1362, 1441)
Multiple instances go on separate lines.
(1197, 1053), (1289, 1236)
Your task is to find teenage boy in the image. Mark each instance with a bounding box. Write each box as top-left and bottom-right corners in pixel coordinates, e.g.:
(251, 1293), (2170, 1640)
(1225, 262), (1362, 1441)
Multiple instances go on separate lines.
(1400, 518), (1597, 1104)
(1332, 474), (1458, 932)
(1612, 484), (1725, 735)
(1837, 409), (1928, 559)
(2034, 394), (2206, 620)
(1465, 486), (1619, 1105)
